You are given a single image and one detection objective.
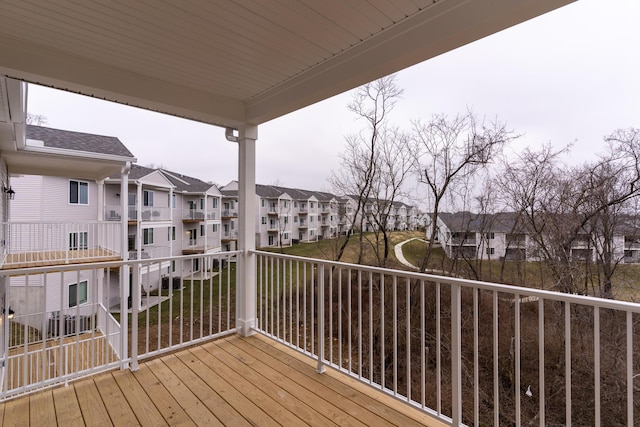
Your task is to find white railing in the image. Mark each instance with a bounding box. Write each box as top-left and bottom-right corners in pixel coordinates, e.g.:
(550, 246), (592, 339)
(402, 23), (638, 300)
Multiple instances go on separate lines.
(129, 245), (171, 260)
(1, 222), (121, 268)
(254, 250), (640, 427)
(182, 209), (216, 221)
(104, 205), (122, 221)
(0, 251), (239, 400)
(141, 206), (171, 221)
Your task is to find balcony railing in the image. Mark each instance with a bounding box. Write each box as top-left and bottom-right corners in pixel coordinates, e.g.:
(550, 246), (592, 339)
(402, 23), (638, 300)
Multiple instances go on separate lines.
(140, 206), (171, 221)
(1, 222), (121, 269)
(222, 209), (238, 218)
(0, 251), (238, 400)
(254, 251), (640, 427)
(1, 249), (639, 425)
(182, 209), (216, 221)
(129, 245), (171, 260)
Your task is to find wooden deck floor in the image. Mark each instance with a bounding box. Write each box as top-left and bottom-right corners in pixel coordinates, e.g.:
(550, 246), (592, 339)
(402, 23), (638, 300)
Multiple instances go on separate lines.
(0, 334), (446, 426)
(1, 249), (120, 269)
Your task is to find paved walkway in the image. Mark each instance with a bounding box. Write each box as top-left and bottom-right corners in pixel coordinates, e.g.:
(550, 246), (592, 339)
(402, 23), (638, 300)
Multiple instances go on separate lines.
(394, 237), (427, 270)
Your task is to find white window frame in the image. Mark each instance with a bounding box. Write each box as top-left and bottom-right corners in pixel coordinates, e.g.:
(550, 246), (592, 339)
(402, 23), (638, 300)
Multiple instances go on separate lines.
(69, 180), (89, 205)
(143, 228), (154, 245)
(69, 231), (88, 250)
(143, 190), (154, 207)
(69, 280), (88, 307)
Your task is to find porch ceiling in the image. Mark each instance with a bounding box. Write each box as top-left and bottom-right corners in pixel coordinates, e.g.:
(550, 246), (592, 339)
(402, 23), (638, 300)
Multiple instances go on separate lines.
(0, 0), (574, 129)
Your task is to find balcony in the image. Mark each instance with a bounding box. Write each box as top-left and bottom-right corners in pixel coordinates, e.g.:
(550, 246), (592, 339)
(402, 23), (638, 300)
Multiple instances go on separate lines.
(221, 230), (238, 241)
(0, 222), (122, 269)
(0, 251), (638, 425)
(181, 235), (221, 254)
(129, 245), (171, 260)
(140, 206), (171, 222)
(221, 209), (238, 219)
(182, 208), (216, 222)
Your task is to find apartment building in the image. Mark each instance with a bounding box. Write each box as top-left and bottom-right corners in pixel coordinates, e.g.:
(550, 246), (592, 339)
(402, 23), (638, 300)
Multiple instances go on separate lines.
(5, 124), (135, 332)
(6, 125), (224, 320)
(104, 164), (222, 309)
(430, 211), (640, 264)
(220, 182), (417, 248)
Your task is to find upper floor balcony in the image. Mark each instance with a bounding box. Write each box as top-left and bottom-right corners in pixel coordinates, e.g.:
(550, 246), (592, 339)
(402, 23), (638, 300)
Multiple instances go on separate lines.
(182, 208), (216, 222)
(0, 221), (121, 269)
(181, 234), (221, 254)
(222, 209), (238, 219)
(105, 205), (172, 222)
(0, 250), (638, 425)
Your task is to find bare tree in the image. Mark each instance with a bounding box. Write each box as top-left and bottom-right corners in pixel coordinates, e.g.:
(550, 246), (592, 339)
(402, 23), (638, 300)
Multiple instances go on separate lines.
(413, 109), (516, 271)
(497, 130), (640, 296)
(365, 126), (413, 266)
(329, 74), (403, 264)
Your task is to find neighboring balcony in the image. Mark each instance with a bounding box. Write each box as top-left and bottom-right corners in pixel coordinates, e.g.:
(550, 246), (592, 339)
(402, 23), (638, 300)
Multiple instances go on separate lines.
(221, 230), (238, 241)
(105, 205), (171, 222)
(129, 245), (171, 260)
(182, 235), (221, 254)
(182, 208), (217, 222)
(221, 209), (238, 219)
(0, 221), (122, 269)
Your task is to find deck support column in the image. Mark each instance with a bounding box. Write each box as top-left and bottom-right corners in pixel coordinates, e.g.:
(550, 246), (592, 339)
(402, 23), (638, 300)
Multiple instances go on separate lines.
(120, 162), (130, 369)
(234, 124), (258, 337)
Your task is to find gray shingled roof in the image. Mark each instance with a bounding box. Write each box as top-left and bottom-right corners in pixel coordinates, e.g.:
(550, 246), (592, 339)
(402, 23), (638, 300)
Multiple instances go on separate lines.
(159, 169), (214, 193)
(436, 212), (528, 233)
(26, 125), (135, 158)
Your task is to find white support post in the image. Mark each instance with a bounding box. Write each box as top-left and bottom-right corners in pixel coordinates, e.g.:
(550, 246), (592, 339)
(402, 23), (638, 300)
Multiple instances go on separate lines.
(119, 163), (130, 370)
(235, 124), (258, 337)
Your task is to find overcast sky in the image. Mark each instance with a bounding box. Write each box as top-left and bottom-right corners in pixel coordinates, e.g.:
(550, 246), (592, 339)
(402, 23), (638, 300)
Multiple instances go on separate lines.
(27, 0), (640, 201)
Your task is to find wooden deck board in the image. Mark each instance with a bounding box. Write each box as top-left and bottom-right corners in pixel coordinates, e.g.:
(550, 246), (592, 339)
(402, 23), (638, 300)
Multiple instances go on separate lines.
(29, 391), (56, 427)
(130, 366), (195, 427)
(52, 386), (84, 427)
(0, 335), (448, 426)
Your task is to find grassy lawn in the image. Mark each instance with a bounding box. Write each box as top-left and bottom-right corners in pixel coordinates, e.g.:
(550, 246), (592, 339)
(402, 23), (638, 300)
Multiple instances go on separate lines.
(118, 263), (237, 354)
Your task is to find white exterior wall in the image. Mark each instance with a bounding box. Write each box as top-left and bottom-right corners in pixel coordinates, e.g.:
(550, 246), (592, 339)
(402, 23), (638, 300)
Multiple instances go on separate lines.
(10, 175), (99, 222)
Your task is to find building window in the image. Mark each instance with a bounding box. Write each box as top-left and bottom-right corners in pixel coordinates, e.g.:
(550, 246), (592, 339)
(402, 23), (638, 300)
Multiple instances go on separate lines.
(310, 202), (315, 208)
(262, 217), (267, 224)
(169, 226), (176, 241)
(486, 247), (495, 255)
(284, 217), (289, 224)
(69, 280), (88, 307)
(171, 260), (176, 272)
(143, 228), (154, 245)
(212, 224), (218, 232)
(143, 190), (154, 207)
(231, 221), (235, 230)
(69, 232), (88, 250)
(485, 232), (495, 239)
(294, 216), (298, 223)
(284, 233), (289, 240)
(212, 198), (218, 209)
(200, 225), (205, 236)
(69, 180), (89, 205)
(283, 200), (288, 208)
(172, 194), (176, 208)
(261, 199), (265, 207)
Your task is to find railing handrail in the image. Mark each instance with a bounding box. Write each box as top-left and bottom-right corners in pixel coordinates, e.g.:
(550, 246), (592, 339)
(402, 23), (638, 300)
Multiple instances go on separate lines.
(0, 251), (241, 277)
